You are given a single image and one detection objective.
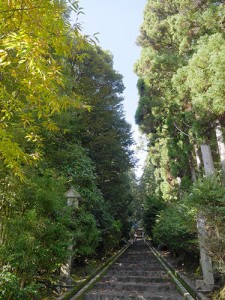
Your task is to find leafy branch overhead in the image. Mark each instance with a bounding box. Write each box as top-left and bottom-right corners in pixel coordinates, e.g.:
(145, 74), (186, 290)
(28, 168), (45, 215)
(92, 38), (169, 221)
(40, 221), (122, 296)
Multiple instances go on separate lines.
(0, 0), (88, 177)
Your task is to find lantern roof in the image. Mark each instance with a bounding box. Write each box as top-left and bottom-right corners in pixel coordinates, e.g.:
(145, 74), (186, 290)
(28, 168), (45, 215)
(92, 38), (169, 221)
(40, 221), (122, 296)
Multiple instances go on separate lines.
(64, 187), (81, 199)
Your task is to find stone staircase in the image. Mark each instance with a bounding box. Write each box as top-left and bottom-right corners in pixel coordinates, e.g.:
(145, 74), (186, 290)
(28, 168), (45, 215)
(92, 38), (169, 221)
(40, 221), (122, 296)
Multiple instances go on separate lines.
(84, 240), (184, 299)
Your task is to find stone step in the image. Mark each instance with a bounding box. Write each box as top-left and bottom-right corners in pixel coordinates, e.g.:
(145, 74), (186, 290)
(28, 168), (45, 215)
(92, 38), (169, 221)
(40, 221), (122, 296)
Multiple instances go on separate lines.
(121, 253), (154, 258)
(109, 265), (164, 271)
(93, 281), (178, 293)
(123, 254), (154, 258)
(126, 252), (153, 254)
(126, 253), (154, 255)
(83, 240), (184, 300)
(106, 270), (168, 277)
(101, 275), (171, 283)
(118, 256), (158, 263)
(84, 290), (184, 300)
(113, 261), (161, 266)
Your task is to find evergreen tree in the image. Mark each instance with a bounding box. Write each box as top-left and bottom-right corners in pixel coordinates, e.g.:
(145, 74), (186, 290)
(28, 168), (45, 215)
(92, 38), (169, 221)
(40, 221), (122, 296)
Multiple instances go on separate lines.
(69, 45), (135, 236)
(135, 0), (225, 288)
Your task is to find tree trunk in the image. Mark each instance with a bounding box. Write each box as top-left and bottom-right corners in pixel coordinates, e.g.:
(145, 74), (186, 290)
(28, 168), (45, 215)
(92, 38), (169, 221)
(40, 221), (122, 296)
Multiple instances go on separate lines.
(189, 156), (197, 181)
(215, 120), (225, 174)
(194, 144), (201, 170)
(197, 144), (215, 286)
(201, 144), (215, 176)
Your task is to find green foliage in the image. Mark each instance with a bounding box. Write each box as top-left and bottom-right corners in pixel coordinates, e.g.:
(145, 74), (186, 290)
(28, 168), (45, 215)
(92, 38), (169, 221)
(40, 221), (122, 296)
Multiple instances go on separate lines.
(136, 78), (146, 97)
(183, 176), (225, 270)
(135, 0), (225, 204)
(2, 210), (69, 273)
(150, 136), (180, 202)
(173, 33), (225, 118)
(138, 155), (158, 198)
(136, 0), (225, 288)
(135, 96), (155, 133)
(70, 45), (134, 236)
(185, 176), (225, 209)
(0, 172), (71, 285)
(70, 208), (100, 260)
(98, 220), (123, 254)
(35, 43), (134, 255)
(0, 0), (87, 177)
(0, 267), (41, 300)
(134, 0), (196, 200)
(0, 2), (136, 298)
(152, 202), (198, 257)
(43, 108), (130, 255)
(151, 176), (225, 274)
(142, 195), (165, 237)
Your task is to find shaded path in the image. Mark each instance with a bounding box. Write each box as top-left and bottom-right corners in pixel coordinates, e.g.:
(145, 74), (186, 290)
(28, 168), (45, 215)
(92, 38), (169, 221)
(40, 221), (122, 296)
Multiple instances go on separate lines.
(84, 240), (184, 299)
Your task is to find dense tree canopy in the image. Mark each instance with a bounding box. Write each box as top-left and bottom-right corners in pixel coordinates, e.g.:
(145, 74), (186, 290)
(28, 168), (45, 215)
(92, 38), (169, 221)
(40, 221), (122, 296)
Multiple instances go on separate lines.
(135, 0), (225, 291)
(135, 0), (225, 198)
(68, 46), (135, 231)
(0, 2), (135, 298)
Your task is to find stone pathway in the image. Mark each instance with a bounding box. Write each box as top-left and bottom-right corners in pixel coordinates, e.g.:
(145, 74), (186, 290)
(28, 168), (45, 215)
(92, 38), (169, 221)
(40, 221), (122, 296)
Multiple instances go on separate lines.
(84, 240), (184, 299)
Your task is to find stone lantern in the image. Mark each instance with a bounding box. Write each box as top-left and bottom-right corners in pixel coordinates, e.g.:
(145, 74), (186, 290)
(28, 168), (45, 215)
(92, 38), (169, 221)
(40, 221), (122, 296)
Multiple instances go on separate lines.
(65, 187), (81, 208)
(60, 187), (81, 284)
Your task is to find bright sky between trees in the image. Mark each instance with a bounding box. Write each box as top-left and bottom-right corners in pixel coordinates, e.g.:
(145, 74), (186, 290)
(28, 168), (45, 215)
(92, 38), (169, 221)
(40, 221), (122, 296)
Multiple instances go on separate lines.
(77, 0), (147, 177)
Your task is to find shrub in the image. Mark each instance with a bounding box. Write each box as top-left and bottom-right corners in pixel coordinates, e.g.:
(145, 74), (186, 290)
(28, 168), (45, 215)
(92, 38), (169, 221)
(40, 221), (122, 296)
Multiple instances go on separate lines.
(0, 268), (41, 300)
(72, 208), (100, 261)
(184, 176), (225, 275)
(152, 202), (198, 258)
(142, 195), (165, 237)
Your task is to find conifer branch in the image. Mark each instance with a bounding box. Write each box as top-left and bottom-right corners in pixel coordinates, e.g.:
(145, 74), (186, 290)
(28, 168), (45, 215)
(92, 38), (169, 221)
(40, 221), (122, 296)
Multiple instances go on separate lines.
(173, 122), (190, 137)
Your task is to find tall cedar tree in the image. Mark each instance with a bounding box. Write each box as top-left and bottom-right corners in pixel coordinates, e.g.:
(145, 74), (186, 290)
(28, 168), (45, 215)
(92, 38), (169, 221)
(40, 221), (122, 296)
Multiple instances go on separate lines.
(70, 46), (135, 234)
